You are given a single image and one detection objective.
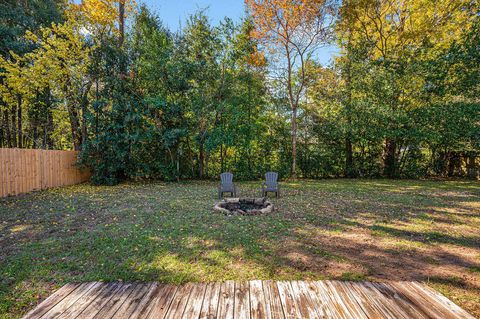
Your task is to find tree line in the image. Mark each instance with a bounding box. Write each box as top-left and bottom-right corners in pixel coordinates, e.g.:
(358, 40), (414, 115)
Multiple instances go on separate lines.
(0, 0), (478, 184)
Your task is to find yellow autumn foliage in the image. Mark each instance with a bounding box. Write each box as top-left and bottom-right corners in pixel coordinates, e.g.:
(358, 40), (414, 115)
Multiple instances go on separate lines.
(338, 0), (476, 60)
(67, 0), (136, 35)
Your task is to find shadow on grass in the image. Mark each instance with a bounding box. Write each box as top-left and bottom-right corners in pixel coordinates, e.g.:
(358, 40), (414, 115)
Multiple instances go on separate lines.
(0, 179), (479, 317)
(369, 224), (480, 248)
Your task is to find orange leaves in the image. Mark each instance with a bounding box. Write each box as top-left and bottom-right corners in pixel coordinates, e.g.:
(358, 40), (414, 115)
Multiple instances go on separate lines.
(245, 47), (267, 68)
(245, 0), (333, 47)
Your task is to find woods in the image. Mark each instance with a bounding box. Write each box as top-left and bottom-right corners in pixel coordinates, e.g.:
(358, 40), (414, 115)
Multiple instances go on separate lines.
(0, 0), (478, 183)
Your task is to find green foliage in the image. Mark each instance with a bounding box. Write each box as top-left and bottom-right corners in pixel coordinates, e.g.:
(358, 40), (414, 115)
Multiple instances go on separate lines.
(80, 37), (155, 184)
(0, 0), (63, 56)
(0, 1), (478, 181)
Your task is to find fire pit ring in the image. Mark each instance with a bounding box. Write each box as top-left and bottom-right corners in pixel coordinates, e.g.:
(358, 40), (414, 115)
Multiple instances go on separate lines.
(214, 197), (274, 216)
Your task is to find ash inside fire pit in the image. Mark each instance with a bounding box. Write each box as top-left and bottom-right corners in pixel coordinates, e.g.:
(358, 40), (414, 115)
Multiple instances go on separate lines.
(214, 197), (274, 216)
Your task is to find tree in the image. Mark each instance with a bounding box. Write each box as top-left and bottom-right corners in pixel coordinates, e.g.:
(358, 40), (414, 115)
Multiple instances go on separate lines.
(20, 20), (93, 150)
(180, 11), (220, 178)
(246, 0), (337, 177)
(0, 0), (477, 182)
(0, 0), (63, 57)
(0, 0), (63, 149)
(337, 0), (477, 177)
(210, 18), (268, 179)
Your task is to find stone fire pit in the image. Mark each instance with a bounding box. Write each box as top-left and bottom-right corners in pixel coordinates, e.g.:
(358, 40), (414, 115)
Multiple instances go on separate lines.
(214, 197), (274, 216)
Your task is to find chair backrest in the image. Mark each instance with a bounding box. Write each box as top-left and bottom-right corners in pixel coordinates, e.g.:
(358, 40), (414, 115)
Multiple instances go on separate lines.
(220, 172), (234, 185)
(265, 172), (278, 186)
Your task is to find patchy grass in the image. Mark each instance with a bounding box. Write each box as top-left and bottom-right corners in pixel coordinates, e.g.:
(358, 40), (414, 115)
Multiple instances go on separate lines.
(0, 179), (479, 318)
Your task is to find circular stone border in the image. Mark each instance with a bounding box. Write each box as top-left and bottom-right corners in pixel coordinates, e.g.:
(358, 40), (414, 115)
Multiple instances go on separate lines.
(214, 197), (274, 216)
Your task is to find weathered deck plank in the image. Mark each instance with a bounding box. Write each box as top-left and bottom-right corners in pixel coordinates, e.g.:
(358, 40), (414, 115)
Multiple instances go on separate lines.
(91, 283), (137, 319)
(311, 281), (349, 319)
(143, 284), (178, 319)
(23, 280), (474, 319)
(290, 280), (323, 319)
(55, 282), (109, 319)
(75, 283), (123, 319)
(276, 281), (302, 319)
(217, 280), (235, 319)
(249, 280), (268, 319)
(163, 283), (193, 319)
(234, 281), (251, 319)
(111, 282), (153, 319)
(262, 280), (285, 319)
(199, 282), (221, 319)
(129, 283), (162, 319)
(410, 282), (474, 319)
(182, 283), (207, 319)
(327, 281), (369, 319)
(22, 283), (80, 319)
(35, 282), (98, 319)
(368, 282), (430, 319)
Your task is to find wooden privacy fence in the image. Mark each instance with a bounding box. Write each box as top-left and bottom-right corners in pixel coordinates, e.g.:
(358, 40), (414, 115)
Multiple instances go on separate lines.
(0, 148), (90, 198)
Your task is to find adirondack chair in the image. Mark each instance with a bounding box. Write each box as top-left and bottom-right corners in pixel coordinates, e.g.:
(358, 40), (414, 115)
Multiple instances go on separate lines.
(218, 172), (237, 198)
(261, 172), (280, 198)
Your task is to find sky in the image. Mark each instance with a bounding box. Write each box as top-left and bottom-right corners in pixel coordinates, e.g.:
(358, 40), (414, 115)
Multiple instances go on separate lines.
(138, 0), (339, 65)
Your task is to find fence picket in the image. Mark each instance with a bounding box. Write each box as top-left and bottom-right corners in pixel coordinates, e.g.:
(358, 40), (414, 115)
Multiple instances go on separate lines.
(0, 148), (90, 198)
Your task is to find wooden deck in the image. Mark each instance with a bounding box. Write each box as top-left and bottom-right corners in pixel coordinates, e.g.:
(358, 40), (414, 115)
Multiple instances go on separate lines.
(23, 280), (474, 319)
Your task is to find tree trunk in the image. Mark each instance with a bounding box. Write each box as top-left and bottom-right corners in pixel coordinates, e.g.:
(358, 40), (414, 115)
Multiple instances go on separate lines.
(447, 151), (462, 177)
(199, 140), (205, 178)
(80, 85), (91, 146)
(66, 102), (82, 151)
(32, 116), (38, 149)
(205, 152), (209, 178)
(176, 148), (180, 181)
(45, 89), (54, 149)
(291, 104), (297, 178)
(11, 104), (17, 147)
(220, 143), (224, 173)
(224, 146), (227, 171)
(2, 109), (11, 147)
(285, 41), (298, 179)
(345, 137), (353, 176)
(383, 138), (396, 177)
(344, 34), (354, 177)
(17, 95), (22, 148)
(466, 152), (478, 179)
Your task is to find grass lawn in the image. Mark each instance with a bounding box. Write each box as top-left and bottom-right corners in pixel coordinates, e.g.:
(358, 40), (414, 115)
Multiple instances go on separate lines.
(0, 179), (479, 318)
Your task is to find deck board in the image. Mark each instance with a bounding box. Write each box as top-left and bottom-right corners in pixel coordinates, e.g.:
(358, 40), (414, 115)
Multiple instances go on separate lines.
(164, 282), (194, 319)
(199, 282), (221, 319)
(74, 283), (122, 319)
(38, 282), (98, 319)
(144, 284), (178, 319)
(234, 281), (251, 319)
(23, 280), (474, 319)
(22, 283), (80, 319)
(262, 280), (285, 319)
(111, 282), (153, 319)
(217, 280), (235, 319)
(249, 280), (268, 319)
(182, 283), (207, 319)
(55, 282), (109, 319)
